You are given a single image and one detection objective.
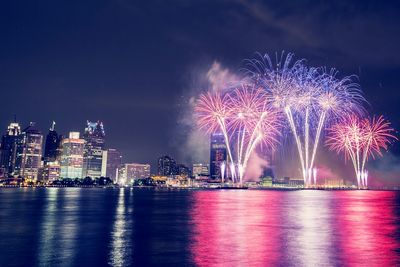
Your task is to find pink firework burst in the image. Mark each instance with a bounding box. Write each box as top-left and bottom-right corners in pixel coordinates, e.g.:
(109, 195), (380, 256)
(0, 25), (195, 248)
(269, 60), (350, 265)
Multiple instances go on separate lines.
(362, 115), (398, 159)
(195, 92), (232, 134)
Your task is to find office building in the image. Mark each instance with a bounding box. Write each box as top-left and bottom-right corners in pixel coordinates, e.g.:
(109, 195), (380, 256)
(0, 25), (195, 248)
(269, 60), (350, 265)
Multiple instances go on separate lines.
(83, 121), (105, 178)
(15, 122), (44, 180)
(209, 133), (227, 179)
(192, 163), (209, 178)
(157, 155), (177, 176)
(43, 121), (62, 164)
(177, 164), (191, 177)
(42, 161), (61, 181)
(117, 163), (150, 184)
(60, 132), (85, 179)
(0, 121), (22, 177)
(102, 148), (122, 182)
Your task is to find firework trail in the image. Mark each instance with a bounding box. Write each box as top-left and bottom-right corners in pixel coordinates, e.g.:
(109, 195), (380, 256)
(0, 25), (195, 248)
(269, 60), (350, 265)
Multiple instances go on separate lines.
(195, 84), (281, 184)
(195, 92), (237, 180)
(326, 115), (397, 188)
(244, 52), (365, 187)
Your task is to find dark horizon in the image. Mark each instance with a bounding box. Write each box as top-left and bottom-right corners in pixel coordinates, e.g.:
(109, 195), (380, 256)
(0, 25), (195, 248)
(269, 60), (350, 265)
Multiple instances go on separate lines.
(0, 1), (399, 181)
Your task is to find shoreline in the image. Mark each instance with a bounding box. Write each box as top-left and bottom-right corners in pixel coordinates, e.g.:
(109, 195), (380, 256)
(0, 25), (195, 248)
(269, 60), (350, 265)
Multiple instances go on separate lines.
(0, 185), (399, 191)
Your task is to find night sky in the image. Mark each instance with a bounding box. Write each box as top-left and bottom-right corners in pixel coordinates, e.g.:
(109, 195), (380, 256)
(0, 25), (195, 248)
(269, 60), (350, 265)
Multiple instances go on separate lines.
(0, 1), (399, 178)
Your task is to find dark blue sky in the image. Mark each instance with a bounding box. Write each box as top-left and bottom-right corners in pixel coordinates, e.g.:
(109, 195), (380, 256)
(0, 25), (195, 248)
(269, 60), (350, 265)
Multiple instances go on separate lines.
(0, 1), (399, 172)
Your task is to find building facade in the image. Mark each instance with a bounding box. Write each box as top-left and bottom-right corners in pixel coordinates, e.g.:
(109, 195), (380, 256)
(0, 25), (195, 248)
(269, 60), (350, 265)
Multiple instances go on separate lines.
(60, 132), (85, 179)
(43, 121), (62, 164)
(102, 148), (122, 182)
(15, 122), (44, 180)
(0, 121), (22, 177)
(117, 163), (150, 184)
(209, 133), (227, 179)
(157, 155), (177, 176)
(192, 163), (209, 178)
(83, 121), (105, 178)
(42, 161), (61, 181)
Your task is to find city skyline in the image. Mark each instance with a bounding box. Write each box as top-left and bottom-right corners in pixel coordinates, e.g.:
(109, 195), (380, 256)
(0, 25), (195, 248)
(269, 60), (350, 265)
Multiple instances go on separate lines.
(1, 2), (399, 182)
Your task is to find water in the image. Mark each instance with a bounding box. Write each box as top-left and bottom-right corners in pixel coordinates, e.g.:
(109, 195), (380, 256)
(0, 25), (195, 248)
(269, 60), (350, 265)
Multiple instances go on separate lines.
(0, 188), (399, 267)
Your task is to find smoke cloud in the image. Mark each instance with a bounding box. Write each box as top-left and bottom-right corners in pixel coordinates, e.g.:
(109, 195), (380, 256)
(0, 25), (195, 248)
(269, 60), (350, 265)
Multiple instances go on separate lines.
(368, 152), (400, 187)
(244, 151), (269, 181)
(176, 61), (238, 165)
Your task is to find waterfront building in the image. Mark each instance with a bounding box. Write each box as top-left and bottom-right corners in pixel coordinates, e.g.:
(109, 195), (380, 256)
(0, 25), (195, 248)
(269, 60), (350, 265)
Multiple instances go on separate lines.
(102, 148), (122, 182)
(157, 155), (177, 176)
(14, 122), (44, 180)
(177, 164), (191, 177)
(192, 163), (209, 178)
(60, 132), (85, 179)
(117, 163), (150, 184)
(43, 121), (62, 164)
(209, 133), (227, 179)
(82, 121), (105, 178)
(42, 161), (61, 181)
(0, 121), (22, 177)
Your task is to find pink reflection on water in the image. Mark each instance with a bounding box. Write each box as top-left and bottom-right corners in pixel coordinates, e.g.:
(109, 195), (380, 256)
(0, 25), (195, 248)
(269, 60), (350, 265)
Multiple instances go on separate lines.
(190, 190), (400, 266)
(336, 191), (400, 266)
(190, 190), (281, 267)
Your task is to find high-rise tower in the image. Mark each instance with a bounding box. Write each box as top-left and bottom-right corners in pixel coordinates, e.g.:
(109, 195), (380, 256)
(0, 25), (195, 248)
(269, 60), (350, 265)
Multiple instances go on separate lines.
(0, 121), (22, 177)
(15, 122), (44, 180)
(209, 133), (227, 179)
(82, 121), (105, 178)
(44, 121), (62, 164)
(60, 132), (85, 179)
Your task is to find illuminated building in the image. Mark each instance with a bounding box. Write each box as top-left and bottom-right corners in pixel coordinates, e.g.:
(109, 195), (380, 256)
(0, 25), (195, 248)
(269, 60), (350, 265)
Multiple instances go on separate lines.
(0, 121), (22, 177)
(44, 121), (62, 164)
(192, 163), (209, 178)
(209, 133), (227, 179)
(42, 161), (61, 181)
(101, 148), (122, 182)
(82, 121), (105, 178)
(60, 132), (85, 179)
(157, 155), (177, 176)
(177, 164), (191, 177)
(117, 163), (150, 184)
(14, 122), (44, 180)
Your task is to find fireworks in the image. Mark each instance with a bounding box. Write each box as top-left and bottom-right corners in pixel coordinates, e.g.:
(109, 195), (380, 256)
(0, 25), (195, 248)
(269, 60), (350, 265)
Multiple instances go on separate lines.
(195, 84), (281, 184)
(244, 52), (366, 186)
(326, 115), (397, 188)
(194, 51), (396, 188)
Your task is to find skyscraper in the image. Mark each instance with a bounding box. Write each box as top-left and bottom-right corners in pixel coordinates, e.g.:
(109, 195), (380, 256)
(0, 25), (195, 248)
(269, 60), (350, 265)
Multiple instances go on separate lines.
(102, 148), (122, 182)
(82, 121), (105, 178)
(157, 155), (177, 176)
(60, 132), (85, 179)
(0, 121), (22, 177)
(209, 133), (227, 179)
(44, 121), (62, 164)
(15, 122), (44, 180)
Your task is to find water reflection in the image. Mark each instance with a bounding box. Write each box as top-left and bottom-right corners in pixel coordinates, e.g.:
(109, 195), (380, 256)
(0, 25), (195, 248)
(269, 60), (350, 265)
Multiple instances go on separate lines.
(336, 191), (400, 266)
(0, 189), (399, 266)
(190, 190), (400, 266)
(190, 190), (281, 266)
(37, 188), (59, 266)
(284, 191), (335, 266)
(109, 188), (134, 266)
(36, 188), (81, 266)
